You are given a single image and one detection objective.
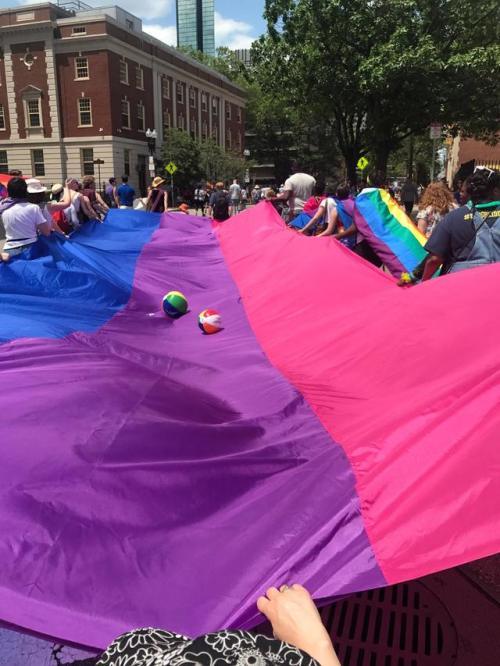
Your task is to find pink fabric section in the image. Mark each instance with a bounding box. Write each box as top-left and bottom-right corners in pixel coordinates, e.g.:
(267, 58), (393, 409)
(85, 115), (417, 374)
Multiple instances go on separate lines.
(216, 202), (500, 584)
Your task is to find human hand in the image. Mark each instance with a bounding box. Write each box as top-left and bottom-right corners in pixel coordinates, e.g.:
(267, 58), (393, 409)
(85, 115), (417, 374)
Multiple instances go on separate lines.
(257, 584), (340, 666)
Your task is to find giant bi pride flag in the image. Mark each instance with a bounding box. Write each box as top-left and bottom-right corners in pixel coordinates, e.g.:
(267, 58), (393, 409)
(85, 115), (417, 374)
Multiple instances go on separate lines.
(0, 205), (498, 650)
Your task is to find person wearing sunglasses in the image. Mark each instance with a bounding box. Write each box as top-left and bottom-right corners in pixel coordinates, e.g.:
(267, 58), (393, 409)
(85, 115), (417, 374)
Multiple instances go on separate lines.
(421, 166), (500, 279)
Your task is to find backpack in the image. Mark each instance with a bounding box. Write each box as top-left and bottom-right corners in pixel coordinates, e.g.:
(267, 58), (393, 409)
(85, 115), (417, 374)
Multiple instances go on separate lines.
(212, 192), (229, 220)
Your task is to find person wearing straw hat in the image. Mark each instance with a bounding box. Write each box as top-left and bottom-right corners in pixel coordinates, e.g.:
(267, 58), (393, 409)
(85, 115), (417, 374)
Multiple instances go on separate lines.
(26, 178), (73, 235)
(146, 176), (169, 213)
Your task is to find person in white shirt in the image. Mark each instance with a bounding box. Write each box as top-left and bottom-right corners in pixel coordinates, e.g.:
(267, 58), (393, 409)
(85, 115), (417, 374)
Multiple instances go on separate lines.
(276, 162), (316, 223)
(1, 177), (52, 261)
(229, 179), (242, 215)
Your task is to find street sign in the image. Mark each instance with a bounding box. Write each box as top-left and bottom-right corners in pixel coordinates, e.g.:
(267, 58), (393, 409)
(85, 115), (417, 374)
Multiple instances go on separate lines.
(357, 156), (369, 171)
(430, 123), (442, 139)
(165, 162), (178, 175)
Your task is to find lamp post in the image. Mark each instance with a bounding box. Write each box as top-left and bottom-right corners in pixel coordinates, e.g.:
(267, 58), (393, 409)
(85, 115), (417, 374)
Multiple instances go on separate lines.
(243, 148), (251, 186)
(145, 128), (157, 179)
(93, 158), (105, 194)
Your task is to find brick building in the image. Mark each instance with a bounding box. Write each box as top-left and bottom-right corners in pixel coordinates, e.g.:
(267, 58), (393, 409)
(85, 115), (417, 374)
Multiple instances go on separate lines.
(0, 3), (245, 193)
(446, 136), (500, 184)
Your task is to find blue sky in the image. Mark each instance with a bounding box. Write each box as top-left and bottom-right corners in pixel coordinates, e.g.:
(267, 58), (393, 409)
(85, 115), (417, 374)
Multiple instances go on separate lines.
(0, 1), (267, 50)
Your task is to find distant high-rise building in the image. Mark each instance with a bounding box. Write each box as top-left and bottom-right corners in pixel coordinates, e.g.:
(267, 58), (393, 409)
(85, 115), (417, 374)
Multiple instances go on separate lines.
(233, 49), (252, 67)
(177, 0), (215, 56)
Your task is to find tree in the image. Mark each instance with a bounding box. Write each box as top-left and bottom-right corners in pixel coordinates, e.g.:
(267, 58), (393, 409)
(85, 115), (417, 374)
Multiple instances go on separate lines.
(260, 0), (499, 181)
(161, 128), (202, 189)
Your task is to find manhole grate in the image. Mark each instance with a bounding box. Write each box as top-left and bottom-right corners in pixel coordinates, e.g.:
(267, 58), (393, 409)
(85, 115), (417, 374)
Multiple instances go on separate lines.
(320, 581), (458, 666)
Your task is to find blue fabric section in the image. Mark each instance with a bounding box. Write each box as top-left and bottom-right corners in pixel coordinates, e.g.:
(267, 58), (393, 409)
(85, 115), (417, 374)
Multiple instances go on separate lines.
(0, 209), (161, 343)
(336, 200), (356, 248)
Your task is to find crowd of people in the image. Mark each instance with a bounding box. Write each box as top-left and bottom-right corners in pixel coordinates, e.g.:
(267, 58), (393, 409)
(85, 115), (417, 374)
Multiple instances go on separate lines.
(260, 163), (500, 282)
(1, 164), (498, 281)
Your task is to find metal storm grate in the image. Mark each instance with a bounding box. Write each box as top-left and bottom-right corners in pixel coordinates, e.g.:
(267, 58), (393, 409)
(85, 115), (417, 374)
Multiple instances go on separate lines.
(320, 581), (458, 666)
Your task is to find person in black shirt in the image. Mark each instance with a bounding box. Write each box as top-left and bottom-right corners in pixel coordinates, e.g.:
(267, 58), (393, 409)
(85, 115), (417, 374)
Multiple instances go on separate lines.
(422, 168), (500, 280)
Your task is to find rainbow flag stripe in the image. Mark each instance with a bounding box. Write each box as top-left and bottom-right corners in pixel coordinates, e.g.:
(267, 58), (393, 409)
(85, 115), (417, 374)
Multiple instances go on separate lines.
(354, 188), (428, 277)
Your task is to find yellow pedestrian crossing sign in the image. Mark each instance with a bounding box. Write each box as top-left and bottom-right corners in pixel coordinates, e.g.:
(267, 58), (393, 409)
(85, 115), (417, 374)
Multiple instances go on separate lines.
(357, 156), (369, 171)
(165, 162), (178, 175)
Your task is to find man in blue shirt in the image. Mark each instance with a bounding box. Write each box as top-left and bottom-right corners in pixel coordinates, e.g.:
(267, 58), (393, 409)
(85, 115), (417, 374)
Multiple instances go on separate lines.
(115, 176), (135, 209)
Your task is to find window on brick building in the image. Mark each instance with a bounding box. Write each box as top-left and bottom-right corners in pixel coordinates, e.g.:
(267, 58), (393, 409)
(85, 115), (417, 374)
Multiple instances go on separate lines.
(26, 99), (41, 128)
(0, 105), (5, 130)
(201, 93), (207, 112)
(162, 78), (170, 99)
(212, 97), (218, 115)
(189, 88), (196, 108)
(137, 101), (145, 131)
(237, 107), (242, 123)
(81, 147), (94, 175)
(176, 83), (184, 105)
(75, 56), (89, 79)
(124, 149), (130, 176)
(202, 121), (208, 140)
(190, 119), (197, 139)
(32, 149), (45, 177)
(121, 98), (130, 128)
(72, 26), (86, 35)
(226, 131), (232, 149)
(120, 60), (129, 84)
(163, 110), (171, 128)
(0, 150), (7, 171)
(78, 98), (92, 126)
(177, 114), (185, 130)
(212, 125), (218, 143)
(226, 103), (231, 120)
(136, 66), (144, 90)
(126, 19), (134, 30)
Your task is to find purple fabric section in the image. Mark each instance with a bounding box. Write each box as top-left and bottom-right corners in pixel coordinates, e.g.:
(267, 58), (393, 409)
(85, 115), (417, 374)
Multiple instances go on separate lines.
(0, 212), (385, 649)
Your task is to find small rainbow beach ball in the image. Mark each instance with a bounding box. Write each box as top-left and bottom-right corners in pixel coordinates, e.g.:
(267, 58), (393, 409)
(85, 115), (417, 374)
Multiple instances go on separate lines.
(162, 291), (188, 318)
(198, 309), (223, 335)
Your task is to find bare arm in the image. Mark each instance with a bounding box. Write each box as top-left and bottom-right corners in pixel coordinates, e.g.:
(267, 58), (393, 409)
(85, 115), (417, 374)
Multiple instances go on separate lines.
(422, 253), (442, 281)
(81, 195), (98, 219)
(317, 208), (339, 237)
(37, 221), (52, 236)
(299, 204), (326, 234)
(95, 192), (109, 211)
(47, 187), (72, 212)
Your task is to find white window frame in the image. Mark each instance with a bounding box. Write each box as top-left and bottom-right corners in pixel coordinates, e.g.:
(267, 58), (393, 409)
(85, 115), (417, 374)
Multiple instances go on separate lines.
(201, 93), (207, 112)
(137, 101), (145, 131)
(0, 149), (8, 171)
(189, 88), (196, 108)
(226, 103), (231, 120)
(78, 97), (92, 127)
(177, 114), (185, 130)
(163, 109), (171, 128)
(81, 147), (94, 175)
(226, 130), (232, 149)
(212, 97), (218, 115)
(176, 82), (184, 105)
(120, 59), (129, 85)
(121, 98), (130, 129)
(237, 107), (242, 123)
(74, 56), (89, 80)
(162, 77), (170, 99)
(190, 118), (197, 138)
(0, 104), (5, 131)
(31, 149), (45, 177)
(136, 66), (144, 90)
(25, 97), (42, 128)
(123, 148), (130, 176)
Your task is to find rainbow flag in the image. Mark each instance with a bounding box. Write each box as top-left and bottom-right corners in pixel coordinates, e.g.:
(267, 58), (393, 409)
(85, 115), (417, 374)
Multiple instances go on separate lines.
(354, 188), (428, 277)
(0, 205), (498, 650)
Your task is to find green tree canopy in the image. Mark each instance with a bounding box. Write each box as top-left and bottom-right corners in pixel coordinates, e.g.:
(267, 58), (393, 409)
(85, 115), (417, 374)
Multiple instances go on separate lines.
(258, 0), (499, 181)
